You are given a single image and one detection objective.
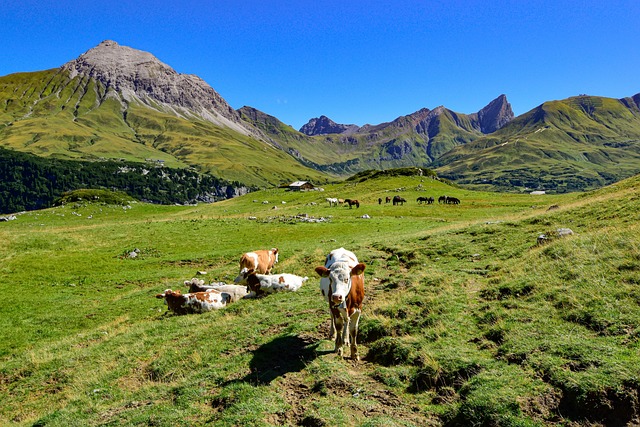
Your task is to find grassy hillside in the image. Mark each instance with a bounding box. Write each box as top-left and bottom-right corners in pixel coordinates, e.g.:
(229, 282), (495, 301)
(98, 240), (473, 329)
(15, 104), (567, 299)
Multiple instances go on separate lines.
(2, 171), (640, 426)
(435, 95), (640, 192)
(0, 70), (330, 187)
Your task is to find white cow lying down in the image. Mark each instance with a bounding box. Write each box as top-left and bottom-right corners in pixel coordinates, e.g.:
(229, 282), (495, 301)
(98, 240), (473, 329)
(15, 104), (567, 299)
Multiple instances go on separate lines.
(184, 278), (249, 302)
(243, 270), (308, 296)
(156, 289), (230, 314)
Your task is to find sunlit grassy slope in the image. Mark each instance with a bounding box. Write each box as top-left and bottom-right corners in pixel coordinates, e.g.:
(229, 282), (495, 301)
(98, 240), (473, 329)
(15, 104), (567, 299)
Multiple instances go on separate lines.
(1, 171), (639, 426)
(0, 70), (329, 186)
(435, 95), (640, 192)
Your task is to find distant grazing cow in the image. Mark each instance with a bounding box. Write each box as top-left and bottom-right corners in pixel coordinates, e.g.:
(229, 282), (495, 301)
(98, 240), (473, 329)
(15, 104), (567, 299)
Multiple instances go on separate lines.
(385, 196), (391, 203)
(344, 199), (360, 208)
(185, 279), (250, 302)
(155, 289), (231, 315)
(378, 198), (382, 205)
(237, 248), (279, 281)
(447, 197), (460, 205)
(326, 197), (339, 207)
(392, 195), (406, 206)
(417, 196), (434, 204)
(244, 271), (308, 296)
(438, 195), (447, 204)
(315, 248), (366, 360)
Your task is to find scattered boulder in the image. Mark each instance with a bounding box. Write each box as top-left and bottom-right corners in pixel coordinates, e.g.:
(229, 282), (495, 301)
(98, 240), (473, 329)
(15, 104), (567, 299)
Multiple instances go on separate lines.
(128, 248), (141, 259)
(537, 228), (574, 245)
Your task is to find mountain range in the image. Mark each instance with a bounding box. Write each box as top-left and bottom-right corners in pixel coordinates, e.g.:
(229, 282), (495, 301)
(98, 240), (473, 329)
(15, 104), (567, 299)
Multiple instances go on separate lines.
(1, 40), (640, 193)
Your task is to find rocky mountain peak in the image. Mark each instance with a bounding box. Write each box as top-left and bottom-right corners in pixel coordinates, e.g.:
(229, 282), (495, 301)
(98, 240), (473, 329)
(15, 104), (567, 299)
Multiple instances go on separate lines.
(476, 94), (514, 133)
(299, 115), (360, 135)
(61, 40), (258, 137)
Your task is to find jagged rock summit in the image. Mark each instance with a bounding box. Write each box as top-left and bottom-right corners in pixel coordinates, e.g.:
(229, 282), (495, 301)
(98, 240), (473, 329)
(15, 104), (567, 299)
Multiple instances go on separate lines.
(299, 115), (360, 136)
(299, 95), (514, 137)
(62, 40), (257, 136)
(473, 94), (514, 133)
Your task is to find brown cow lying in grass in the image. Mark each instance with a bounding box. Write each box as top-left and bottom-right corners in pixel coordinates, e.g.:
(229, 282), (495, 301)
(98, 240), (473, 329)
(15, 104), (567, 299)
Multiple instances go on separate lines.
(155, 289), (231, 315)
(185, 278), (250, 302)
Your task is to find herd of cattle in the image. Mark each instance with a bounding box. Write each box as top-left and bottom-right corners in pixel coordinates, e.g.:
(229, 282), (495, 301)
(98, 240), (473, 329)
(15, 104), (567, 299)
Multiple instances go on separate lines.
(327, 195), (461, 207)
(155, 248), (305, 313)
(156, 247), (366, 360)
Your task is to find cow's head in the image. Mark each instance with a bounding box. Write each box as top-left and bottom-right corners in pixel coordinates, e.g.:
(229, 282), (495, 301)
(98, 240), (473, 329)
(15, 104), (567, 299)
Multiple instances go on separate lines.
(155, 289), (181, 299)
(315, 262), (365, 308)
(234, 267), (253, 285)
(243, 270), (263, 295)
(271, 248), (279, 263)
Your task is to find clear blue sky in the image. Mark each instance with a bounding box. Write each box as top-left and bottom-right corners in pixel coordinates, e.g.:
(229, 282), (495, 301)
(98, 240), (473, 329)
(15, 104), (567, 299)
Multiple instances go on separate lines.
(1, 0), (638, 130)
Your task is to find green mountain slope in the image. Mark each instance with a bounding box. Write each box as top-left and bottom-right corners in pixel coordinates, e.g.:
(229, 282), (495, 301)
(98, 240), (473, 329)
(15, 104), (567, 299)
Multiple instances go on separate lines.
(434, 94), (640, 192)
(2, 40), (638, 194)
(0, 69), (329, 187)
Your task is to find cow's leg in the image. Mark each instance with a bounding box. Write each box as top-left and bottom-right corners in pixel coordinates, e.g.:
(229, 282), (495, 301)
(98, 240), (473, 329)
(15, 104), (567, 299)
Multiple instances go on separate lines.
(348, 310), (361, 360)
(333, 312), (346, 356)
(329, 315), (336, 340)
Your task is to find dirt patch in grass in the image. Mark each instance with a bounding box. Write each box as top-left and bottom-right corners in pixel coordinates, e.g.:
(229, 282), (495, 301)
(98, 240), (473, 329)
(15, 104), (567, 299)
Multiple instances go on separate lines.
(273, 360), (439, 427)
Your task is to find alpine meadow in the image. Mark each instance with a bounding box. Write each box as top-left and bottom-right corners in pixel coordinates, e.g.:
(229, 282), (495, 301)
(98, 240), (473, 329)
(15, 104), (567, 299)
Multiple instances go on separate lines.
(1, 40), (640, 426)
(2, 171), (640, 426)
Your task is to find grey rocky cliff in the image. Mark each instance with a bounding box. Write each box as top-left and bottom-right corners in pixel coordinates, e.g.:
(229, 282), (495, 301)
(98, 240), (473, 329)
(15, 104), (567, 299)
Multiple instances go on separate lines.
(62, 40), (260, 138)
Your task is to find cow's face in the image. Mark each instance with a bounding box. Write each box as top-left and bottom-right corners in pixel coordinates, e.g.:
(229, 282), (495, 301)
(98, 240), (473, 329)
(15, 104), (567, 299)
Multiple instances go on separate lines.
(315, 262), (365, 308)
(244, 272), (262, 294)
(234, 268), (253, 285)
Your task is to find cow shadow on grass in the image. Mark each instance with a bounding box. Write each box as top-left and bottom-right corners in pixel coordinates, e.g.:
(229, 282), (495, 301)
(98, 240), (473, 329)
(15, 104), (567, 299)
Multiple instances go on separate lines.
(231, 334), (330, 385)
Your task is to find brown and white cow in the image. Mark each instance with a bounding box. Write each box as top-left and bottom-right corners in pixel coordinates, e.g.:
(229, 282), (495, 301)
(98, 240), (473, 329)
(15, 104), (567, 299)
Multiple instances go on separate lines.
(315, 248), (366, 360)
(244, 271), (308, 296)
(155, 289), (231, 315)
(235, 248), (279, 283)
(185, 279), (250, 302)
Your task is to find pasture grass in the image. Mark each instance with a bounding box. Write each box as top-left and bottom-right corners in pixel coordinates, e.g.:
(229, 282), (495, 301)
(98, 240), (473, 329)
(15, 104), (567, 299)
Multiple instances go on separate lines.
(1, 173), (639, 425)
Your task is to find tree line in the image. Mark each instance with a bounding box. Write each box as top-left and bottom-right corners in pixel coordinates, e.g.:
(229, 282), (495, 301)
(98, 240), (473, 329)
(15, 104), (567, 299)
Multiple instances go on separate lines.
(0, 147), (251, 214)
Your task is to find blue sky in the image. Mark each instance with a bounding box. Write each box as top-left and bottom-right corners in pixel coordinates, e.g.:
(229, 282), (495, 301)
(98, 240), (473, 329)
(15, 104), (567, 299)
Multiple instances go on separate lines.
(1, 0), (638, 130)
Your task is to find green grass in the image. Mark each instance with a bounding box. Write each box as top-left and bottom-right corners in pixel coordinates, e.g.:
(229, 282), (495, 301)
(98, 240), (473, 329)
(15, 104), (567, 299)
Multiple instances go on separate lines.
(1, 173), (640, 425)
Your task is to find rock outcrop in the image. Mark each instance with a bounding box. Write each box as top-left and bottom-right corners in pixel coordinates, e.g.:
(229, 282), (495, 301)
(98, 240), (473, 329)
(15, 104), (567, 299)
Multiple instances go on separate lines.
(471, 94), (514, 134)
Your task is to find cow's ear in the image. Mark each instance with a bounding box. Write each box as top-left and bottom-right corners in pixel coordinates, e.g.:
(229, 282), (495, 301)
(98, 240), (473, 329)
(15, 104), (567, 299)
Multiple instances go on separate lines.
(272, 248), (278, 254)
(315, 266), (330, 277)
(351, 263), (366, 276)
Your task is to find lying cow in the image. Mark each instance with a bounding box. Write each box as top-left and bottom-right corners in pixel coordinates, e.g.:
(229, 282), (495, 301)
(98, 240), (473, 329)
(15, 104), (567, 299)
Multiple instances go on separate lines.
(155, 289), (231, 315)
(315, 248), (366, 360)
(237, 248), (279, 282)
(243, 270), (308, 296)
(185, 278), (250, 302)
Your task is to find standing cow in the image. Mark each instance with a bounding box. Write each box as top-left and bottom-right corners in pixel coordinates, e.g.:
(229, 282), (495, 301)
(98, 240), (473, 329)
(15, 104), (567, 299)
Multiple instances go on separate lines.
(315, 248), (366, 360)
(235, 248), (279, 283)
(392, 195), (407, 205)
